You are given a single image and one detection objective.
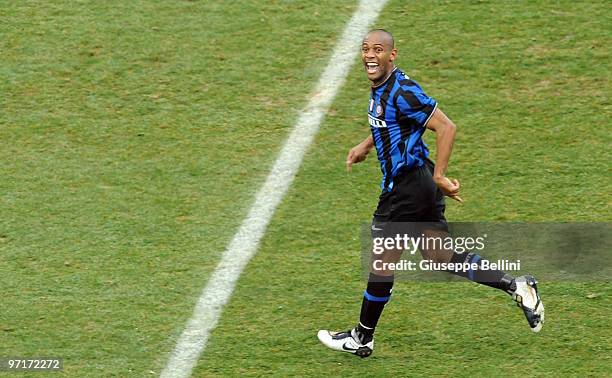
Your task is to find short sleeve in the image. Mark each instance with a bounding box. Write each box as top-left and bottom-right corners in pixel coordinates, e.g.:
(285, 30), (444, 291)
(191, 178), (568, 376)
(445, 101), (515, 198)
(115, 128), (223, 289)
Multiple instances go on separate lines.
(395, 82), (438, 128)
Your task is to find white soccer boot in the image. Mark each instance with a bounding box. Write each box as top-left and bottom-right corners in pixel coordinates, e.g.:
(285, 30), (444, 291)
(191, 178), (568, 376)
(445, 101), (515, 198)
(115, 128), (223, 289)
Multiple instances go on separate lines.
(317, 328), (374, 358)
(511, 274), (545, 332)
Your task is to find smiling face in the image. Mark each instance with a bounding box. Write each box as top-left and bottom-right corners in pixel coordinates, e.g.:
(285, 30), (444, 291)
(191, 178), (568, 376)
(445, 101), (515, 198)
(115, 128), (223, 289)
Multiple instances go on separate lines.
(361, 30), (397, 86)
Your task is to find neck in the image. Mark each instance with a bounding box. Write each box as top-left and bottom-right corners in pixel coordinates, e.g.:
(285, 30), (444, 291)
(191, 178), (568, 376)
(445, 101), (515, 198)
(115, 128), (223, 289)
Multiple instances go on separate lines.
(371, 66), (396, 87)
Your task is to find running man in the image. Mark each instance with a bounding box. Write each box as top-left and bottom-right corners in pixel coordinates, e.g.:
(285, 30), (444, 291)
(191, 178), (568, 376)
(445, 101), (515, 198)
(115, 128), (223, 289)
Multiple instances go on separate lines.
(317, 29), (544, 358)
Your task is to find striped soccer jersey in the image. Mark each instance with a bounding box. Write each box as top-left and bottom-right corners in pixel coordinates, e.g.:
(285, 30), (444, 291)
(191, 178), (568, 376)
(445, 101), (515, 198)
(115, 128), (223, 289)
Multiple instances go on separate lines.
(367, 67), (438, 192)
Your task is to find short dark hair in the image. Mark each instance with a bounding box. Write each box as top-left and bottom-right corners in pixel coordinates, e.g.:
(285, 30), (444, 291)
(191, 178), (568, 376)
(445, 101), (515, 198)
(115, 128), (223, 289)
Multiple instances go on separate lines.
(368, 28), (394, 48)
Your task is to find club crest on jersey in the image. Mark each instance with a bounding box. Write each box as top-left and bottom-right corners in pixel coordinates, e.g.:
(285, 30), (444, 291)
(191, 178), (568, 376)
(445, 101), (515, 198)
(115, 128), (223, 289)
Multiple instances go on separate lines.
(376, 104), (383, 116)
(368, 114), (387, 128)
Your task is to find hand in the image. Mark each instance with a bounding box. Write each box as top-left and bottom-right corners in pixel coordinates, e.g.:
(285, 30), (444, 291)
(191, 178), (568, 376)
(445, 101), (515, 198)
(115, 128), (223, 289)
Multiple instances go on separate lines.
(346, 143), (370, 172)
(433, 176), (463, 203)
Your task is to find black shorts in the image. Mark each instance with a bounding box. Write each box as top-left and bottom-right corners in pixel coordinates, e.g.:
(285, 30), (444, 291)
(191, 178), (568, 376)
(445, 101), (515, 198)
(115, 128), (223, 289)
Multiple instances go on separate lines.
(372, 159), (448, 238)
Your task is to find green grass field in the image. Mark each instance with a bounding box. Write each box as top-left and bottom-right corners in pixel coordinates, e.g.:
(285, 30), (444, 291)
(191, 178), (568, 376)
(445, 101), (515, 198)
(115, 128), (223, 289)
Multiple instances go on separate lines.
(1, 1), (610, 377)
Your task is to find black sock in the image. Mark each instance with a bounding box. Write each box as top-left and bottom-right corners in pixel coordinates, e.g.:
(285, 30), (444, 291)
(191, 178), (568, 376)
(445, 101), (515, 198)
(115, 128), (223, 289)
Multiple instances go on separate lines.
(357, 273), (394, 343)
(448, 252), (516, 293)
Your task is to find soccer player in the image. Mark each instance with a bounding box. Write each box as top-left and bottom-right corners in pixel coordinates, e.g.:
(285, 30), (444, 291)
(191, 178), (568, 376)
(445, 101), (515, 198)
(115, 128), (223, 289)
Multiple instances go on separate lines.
(317, 29), (544, 358)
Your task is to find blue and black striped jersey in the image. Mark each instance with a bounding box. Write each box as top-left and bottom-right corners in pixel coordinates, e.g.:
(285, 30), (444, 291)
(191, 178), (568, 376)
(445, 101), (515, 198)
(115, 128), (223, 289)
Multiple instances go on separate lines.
(368, 67), (437, 192)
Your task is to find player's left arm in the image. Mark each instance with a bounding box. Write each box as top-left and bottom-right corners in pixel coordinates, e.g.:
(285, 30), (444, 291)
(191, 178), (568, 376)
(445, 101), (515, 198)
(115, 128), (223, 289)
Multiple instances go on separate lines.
(425, 108), (463, 203)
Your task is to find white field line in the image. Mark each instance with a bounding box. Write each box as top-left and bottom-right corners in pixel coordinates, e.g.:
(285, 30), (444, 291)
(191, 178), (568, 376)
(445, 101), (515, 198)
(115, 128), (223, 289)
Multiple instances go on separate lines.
(160, 1), (388, 376)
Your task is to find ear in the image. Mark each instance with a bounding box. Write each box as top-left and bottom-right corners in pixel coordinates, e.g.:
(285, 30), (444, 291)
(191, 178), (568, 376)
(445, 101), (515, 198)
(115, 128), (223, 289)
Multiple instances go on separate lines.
(389, 48), (397, 62)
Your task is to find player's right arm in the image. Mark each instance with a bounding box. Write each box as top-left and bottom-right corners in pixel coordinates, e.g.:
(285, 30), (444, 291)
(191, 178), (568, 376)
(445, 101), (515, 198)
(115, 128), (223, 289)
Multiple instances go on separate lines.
(346, 135), (374, 172)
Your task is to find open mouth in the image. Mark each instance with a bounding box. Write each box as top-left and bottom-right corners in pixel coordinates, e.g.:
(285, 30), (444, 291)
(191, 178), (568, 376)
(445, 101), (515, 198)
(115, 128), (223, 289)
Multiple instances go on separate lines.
(365, 62), (379, 74)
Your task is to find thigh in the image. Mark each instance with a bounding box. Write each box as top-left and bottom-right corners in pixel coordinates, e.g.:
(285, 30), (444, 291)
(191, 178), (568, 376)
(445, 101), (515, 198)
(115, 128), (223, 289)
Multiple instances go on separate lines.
(422, 158), (448, 223)
(389, 165), (439, 221)
(370, 207), (407, 276)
